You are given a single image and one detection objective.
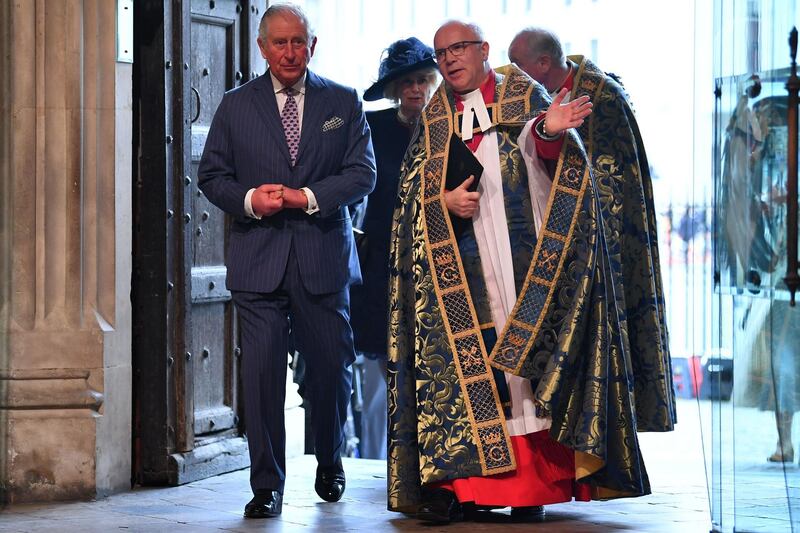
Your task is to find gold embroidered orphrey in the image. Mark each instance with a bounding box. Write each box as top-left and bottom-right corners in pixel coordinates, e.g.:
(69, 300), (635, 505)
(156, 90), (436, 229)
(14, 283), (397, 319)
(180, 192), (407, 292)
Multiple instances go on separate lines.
(418, 64), (591, 476)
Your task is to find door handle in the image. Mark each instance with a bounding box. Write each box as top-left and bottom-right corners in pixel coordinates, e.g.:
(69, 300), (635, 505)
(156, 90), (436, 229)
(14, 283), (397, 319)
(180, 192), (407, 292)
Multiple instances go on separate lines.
(785, 27), (800, 306)
(746, 73), (761, 98)
(191, 86), (201, 124)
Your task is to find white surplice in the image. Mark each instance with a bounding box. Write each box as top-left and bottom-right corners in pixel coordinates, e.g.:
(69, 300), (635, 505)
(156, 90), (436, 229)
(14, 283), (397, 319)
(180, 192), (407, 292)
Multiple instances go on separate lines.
(468, 119), (553, 436)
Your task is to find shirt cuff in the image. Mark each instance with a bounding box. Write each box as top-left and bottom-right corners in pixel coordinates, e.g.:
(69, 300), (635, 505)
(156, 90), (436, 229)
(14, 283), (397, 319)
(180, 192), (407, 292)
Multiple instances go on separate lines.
(301, 187), (320, 215)
(244, 188), (262, 219)
(533, 114), (563, 141)
(532, 115), (564, 161)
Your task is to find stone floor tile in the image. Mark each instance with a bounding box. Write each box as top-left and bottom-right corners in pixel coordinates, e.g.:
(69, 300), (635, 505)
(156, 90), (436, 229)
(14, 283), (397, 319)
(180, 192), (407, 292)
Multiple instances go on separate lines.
(0, 515), (219, 533)
(0, 399), (743, 532)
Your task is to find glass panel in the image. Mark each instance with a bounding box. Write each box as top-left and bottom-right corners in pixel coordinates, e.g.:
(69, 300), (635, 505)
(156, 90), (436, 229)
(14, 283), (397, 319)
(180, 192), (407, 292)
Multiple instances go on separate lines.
(719, 70), (796, 532)
(717, 71), (790, 300)
(713, 4), (800, 526)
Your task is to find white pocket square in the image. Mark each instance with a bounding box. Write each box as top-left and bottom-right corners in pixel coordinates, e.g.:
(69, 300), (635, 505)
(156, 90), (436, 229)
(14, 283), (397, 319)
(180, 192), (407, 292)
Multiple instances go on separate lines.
(322, 116), (344, 132)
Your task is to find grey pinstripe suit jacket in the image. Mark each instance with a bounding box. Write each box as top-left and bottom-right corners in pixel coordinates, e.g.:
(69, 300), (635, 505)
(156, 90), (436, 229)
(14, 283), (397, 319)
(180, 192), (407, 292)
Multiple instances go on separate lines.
(198, 69), (376, 295)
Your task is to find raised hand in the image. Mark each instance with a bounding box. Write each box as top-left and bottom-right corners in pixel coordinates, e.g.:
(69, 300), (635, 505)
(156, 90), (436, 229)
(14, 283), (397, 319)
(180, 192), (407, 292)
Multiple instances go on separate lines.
(444, 175), (480, 219)
(543, 88), (593, 136)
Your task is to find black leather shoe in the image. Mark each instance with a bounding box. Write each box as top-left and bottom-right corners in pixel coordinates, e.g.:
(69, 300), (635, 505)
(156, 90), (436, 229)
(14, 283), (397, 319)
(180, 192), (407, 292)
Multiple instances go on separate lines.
(244, 490), (282, 518)
(510, 505), (545, 522)
(416, 488), (463, 524)
(315, 460), (346, 502)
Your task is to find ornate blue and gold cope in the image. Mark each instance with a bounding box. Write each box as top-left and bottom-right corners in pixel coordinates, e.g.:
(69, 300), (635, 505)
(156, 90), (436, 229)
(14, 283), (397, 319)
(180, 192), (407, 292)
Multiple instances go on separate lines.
(387, 63), (674, 513)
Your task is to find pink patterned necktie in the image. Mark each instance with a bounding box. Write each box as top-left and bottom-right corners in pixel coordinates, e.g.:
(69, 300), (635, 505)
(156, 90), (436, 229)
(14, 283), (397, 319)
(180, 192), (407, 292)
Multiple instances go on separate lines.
(281, 87), (300, 166)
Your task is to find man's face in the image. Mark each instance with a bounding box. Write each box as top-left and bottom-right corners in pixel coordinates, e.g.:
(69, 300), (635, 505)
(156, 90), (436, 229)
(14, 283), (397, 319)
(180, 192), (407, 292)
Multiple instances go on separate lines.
(257, 13), (316, 87)
(433, 23), (489, 94)
(508, 37), (547, 83)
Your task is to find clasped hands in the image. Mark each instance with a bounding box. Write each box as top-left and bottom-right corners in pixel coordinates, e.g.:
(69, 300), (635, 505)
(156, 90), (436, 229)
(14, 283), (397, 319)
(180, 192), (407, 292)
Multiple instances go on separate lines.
(251, 184), (307, 217)
(445, 90), (592, 219)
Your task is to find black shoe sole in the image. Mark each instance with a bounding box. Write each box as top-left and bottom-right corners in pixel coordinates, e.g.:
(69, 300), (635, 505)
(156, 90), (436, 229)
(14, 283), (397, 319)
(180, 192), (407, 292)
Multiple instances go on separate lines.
(244, 512), (281, 519)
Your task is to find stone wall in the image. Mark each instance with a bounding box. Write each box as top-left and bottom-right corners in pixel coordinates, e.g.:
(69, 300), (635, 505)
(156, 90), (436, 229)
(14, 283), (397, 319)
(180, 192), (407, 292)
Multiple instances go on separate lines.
(0, 0), (132, 503)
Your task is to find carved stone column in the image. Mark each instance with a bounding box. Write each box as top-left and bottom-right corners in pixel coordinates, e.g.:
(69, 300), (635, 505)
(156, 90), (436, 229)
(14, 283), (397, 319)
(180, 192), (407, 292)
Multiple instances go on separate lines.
(0, 0), (132, 502)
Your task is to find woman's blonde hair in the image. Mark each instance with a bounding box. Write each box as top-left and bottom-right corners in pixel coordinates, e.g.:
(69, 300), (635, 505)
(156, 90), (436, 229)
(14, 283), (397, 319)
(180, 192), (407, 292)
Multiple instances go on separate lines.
(383, 67), (439, 104)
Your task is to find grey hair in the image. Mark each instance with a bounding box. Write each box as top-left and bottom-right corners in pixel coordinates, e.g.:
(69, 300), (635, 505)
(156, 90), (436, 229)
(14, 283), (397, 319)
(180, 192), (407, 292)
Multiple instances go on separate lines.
(383, 67), (439, 103)
(437, 20), (485, 42)
(258, 3), (315, 41)
(464, 22), (485, 42)
(514, 27), (565, 64)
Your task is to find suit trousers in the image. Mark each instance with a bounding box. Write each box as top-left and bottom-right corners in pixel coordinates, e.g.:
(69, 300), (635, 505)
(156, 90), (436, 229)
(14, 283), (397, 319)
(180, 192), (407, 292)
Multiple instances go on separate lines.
(232, 244), (355, 494)
(357, 354), (388, 459)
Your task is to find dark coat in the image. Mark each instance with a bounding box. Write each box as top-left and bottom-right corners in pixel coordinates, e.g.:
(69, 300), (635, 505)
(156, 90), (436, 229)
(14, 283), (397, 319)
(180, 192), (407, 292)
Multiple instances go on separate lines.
(350, 108), (414, 354)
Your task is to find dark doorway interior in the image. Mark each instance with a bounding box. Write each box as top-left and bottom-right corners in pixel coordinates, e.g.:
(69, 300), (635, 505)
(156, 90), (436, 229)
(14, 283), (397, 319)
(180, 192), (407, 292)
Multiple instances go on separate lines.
(131, 0), (264, 486)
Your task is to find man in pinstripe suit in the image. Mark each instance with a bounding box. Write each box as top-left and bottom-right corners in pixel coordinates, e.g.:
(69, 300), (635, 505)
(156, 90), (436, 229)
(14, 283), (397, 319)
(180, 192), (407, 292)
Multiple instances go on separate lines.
(198, 3), (375, 519)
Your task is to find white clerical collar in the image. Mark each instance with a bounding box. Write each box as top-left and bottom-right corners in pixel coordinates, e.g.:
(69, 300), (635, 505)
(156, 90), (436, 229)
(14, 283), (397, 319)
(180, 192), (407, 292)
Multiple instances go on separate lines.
(460, 87), (492, 141)
(270, 71), (307, 95)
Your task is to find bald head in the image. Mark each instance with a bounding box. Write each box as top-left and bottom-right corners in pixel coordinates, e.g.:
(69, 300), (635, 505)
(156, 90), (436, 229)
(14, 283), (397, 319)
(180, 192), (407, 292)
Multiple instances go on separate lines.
(509, 27), (568, 92)
(433, 20), (490, 93)
(434, 20), (484, 43)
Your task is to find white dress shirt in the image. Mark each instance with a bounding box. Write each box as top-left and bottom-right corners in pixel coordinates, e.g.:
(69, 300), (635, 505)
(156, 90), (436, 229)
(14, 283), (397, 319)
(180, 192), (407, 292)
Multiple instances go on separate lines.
(244, 70), (319, 218)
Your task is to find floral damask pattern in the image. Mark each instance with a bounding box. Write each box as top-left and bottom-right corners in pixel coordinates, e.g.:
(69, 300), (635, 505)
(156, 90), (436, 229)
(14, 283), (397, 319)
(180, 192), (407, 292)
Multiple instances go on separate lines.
(387, 62), (674, 512)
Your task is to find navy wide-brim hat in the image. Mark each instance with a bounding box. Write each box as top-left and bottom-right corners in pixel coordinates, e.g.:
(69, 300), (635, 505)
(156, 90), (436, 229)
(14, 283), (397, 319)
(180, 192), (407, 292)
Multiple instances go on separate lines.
(364, 37), (437, 101)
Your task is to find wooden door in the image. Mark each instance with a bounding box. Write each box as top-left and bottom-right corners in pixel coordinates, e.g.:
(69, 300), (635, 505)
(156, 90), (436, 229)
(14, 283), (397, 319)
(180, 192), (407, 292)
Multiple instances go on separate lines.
(133, 0), (264, 485)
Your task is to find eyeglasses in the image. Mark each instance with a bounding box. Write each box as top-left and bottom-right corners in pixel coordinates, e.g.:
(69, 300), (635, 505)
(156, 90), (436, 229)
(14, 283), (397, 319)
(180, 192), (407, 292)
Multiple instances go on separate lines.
(434, 40), (483, 62)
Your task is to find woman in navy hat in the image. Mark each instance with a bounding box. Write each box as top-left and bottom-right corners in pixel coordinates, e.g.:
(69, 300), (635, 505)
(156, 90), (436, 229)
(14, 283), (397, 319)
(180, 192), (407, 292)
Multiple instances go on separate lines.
(350, 37), (439, 459)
